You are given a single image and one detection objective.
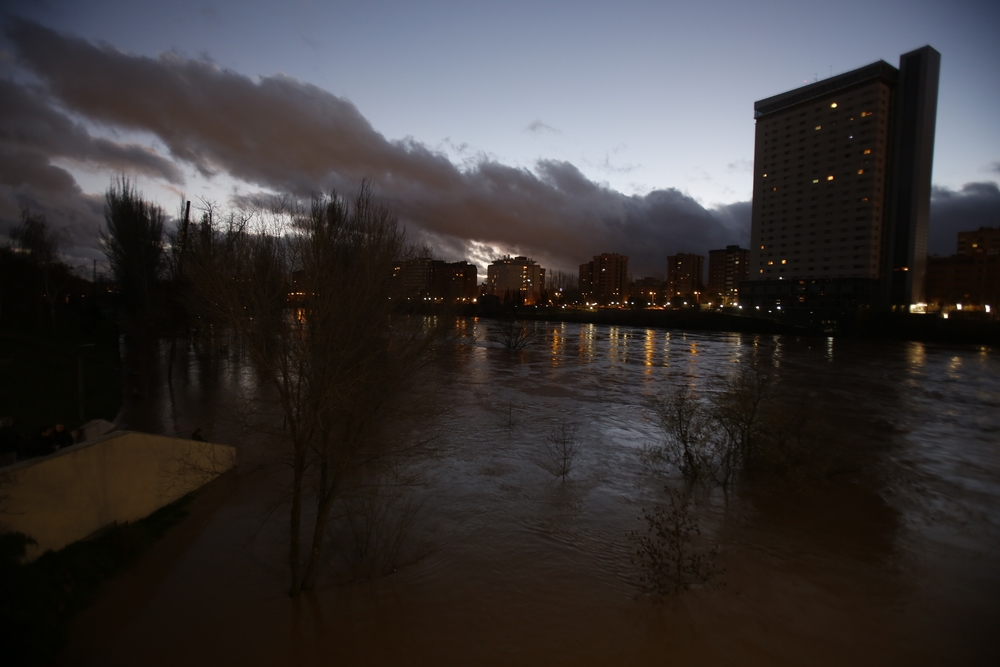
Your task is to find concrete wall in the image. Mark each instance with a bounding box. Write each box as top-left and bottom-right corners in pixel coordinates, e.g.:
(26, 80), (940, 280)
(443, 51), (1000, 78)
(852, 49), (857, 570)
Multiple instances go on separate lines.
(0, 431), (236, 561)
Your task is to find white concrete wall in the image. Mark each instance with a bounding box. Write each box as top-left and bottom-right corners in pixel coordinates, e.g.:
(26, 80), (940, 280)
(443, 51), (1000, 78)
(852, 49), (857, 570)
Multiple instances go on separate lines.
(0, 431), (236, 561)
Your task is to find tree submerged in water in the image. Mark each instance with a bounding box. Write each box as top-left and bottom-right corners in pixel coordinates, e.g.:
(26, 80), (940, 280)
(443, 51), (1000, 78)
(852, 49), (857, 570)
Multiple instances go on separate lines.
(101, 176), (166, 330)
(188, 183), (445, 596)
(539, 419), (578, 479)
(644, 361), (833, 488)
(486, 317), (539, 350)
(628, 488), (722, 597)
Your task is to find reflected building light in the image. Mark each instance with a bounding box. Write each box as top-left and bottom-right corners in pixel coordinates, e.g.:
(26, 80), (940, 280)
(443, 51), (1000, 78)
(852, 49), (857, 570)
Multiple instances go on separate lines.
(949, 356), (962, 374)
(644, 329), (655, 369)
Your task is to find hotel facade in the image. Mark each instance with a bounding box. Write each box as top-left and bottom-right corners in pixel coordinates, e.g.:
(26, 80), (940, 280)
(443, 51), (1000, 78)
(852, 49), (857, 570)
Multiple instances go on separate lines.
(743, 46), (939, 312)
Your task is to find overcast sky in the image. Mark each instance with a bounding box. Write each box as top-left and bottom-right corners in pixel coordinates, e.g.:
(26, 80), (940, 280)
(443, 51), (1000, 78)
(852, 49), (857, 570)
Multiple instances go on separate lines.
(1, 0), (998, 278)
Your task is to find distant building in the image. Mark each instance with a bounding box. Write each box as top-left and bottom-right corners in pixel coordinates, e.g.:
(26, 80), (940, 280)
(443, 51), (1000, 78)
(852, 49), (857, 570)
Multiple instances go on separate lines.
(666, 253), (705, 303)
(958, 227), (1000, 257)
(579, 253), (629, 305)
(393, 258), (434, 299)
(486, 255), (545, 305)
(926, 227), (1000, 311)
(743, 46), (940, 312)
(436, 261), (478, 302)
(393, 258), (479, 303)
(707, 245), (749, 305)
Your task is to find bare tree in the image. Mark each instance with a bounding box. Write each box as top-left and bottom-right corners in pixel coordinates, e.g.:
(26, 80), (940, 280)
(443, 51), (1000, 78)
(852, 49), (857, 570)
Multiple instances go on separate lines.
(540, 419), (578, 479)
(646, 361), (832, 488)
(486, 317), (539, 350)
(189, 183), (443, 595)
(492, 395), (525, 435)
(343, 468), (424, 578)
(629, 487), (722, 597)
(644, 365), (772, 487)
(100, 176), (166, 328)
(9, 209), (60, 265)
(8, 209), (72, 327)
(644, 384), (714, 480)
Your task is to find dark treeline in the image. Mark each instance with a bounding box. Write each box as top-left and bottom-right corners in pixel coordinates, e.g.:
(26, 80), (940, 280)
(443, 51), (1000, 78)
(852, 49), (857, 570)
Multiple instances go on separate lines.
(0, 209), (120, 462)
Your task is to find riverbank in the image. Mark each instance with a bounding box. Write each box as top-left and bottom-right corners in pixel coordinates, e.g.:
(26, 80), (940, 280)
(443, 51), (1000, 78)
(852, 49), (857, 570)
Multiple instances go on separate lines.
(501, 307), (1000, 347)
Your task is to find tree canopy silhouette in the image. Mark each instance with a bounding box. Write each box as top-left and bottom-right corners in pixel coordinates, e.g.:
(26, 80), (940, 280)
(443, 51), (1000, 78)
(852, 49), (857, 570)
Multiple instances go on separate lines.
(100, 176), (165, 326)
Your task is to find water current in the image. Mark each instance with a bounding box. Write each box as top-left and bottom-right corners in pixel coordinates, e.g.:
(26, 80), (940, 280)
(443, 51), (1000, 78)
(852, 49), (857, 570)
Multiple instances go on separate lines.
(63, 320), (1000, 666)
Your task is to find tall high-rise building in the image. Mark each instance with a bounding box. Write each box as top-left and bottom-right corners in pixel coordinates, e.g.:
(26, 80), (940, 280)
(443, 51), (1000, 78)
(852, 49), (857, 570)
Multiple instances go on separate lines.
(666, 253), (704, 302)
(707, 245), (749, 305)
(579, 253), (629, 304)
(744, 46), (939, 311)
(486, 255), (545, 305)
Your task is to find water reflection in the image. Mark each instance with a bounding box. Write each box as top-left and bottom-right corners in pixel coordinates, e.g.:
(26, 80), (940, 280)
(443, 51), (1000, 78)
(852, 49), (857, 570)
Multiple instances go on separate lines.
(643, 329), (654, 372)
(578, 323), (596, 362)
(906, 340), (926, 368)
(549, 322), (565, 366)
(84, 320), (1000, 666)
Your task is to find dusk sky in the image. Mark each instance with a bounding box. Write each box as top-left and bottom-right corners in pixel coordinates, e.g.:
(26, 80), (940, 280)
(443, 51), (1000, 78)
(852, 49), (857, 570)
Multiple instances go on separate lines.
(2, 0), (998, 278)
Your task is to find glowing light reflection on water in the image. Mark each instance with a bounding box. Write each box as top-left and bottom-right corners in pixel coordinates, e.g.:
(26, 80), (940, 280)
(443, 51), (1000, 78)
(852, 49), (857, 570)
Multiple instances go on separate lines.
(79, 321), (1000, 666)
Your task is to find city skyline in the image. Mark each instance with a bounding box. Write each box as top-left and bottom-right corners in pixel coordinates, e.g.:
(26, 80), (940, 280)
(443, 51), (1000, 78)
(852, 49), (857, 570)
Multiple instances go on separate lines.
(1, 1), (998, 279)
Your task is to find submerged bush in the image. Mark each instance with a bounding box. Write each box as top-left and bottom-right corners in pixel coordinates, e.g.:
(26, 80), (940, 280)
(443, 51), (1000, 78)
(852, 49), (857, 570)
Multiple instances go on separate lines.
(645, 362), (835, 489)
(628, 488), (721, 597)
(539, 420), (579, 479)
(486, 318), (539, 351)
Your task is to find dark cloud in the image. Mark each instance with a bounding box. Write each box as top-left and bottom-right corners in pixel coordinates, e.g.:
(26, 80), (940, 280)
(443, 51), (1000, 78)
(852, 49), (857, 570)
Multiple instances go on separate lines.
(929, 182), (1000, 255)
(5, 19), (749, 276)
(0, 79), (184, 183)
(988, 162), (1000, 175)
(0, 145), (105, 269)
(0, 45), (184, 268)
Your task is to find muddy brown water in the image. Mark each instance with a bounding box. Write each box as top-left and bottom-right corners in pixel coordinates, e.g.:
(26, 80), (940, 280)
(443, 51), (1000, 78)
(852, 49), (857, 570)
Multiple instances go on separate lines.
(63, 321), (999, 666)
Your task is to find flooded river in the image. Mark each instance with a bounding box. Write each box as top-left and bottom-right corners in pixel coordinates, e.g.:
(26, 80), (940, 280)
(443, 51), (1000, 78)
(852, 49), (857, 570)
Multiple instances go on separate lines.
(63, 320), (1000, 666)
